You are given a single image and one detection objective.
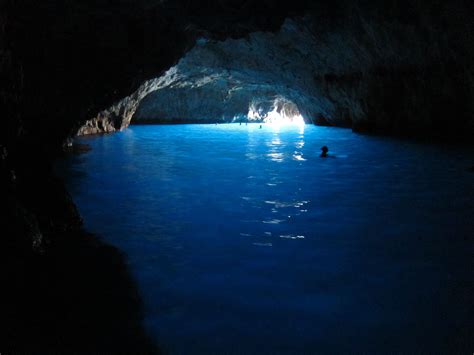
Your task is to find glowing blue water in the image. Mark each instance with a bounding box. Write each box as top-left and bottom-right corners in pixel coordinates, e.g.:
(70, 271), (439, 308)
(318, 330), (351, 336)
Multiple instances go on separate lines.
(59, 124), (473, 353)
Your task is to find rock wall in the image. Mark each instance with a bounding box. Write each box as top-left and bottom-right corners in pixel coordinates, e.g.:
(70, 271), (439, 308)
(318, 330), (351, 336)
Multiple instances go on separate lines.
(2, 0), (305, 255)
(1, 1), (313, 349)
(85, 3), (474, 140)
(2, 0), (474, 351)
(131, 20), (332, 124)
(0, 1), (290, 351)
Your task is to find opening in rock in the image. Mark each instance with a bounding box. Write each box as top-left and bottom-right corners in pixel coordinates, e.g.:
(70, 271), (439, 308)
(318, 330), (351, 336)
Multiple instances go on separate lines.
(246, 97), (305, 126)
(78, 19), (331, 135)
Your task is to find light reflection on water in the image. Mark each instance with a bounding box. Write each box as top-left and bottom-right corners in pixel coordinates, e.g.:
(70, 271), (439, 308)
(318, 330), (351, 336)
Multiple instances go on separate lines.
(58, 123), (474, 354)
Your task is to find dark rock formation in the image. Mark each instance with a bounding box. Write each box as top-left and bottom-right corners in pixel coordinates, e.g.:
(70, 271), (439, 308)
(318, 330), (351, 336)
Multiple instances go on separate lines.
(0, 144), (157, 352)
(0, 229), (158, 353)
(1, 0), (474, 351)
(125, 20), (326, 125)
(0, 1), (309, 351)
(78, 79), (161, 135)
(83, 2), (474, 141)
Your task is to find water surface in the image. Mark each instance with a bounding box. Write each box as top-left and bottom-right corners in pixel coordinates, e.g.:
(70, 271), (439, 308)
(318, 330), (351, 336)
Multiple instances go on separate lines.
(58, 124), (473, 353)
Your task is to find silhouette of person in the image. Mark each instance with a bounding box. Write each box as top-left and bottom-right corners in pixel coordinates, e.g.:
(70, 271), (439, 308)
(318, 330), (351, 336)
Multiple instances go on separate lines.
(320, 146), (329, 158)
(259, 124), (262, 129)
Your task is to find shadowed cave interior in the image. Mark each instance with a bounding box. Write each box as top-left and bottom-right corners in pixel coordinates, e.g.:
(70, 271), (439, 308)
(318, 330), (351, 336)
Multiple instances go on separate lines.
(1, 0), (474, 353)
(78, 10), (474, 137)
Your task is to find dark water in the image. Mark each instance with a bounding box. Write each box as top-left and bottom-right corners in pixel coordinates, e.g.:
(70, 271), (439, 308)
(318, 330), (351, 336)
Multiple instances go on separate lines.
(57, 124), (473, 354)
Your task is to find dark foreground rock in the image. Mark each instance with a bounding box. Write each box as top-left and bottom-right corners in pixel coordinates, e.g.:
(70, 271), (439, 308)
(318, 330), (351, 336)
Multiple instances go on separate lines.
(0, 146), (157, 353)
(1, 0), (473, 352)
(0, 229), (158, 353)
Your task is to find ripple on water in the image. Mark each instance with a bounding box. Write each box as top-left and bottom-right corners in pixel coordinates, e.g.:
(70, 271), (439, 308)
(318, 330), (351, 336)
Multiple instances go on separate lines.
(60, 124), (474, 354)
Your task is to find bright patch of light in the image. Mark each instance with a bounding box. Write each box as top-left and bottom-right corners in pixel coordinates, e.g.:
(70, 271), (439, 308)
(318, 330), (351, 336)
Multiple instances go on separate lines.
(264, 107), (305, 128)
(247, 104), (306, 132)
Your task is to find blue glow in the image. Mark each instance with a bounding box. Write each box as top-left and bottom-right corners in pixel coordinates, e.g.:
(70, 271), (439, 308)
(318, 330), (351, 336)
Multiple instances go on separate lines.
(58, 124), (474, 353)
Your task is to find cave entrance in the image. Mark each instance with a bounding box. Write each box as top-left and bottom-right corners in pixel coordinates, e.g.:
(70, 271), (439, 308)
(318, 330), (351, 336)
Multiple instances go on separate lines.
(79, 18), (325, 135)
(245, 97), (305, 126)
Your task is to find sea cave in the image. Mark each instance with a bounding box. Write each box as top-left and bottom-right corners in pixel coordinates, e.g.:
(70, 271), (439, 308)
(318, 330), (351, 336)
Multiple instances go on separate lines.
(1, 1), (473, 353)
